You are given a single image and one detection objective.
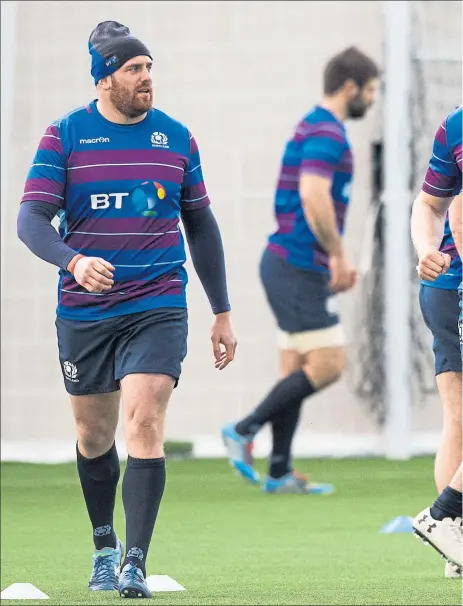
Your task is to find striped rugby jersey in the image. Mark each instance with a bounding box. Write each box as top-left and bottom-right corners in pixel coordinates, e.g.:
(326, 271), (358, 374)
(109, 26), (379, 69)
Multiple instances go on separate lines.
(421, 105), (462, 290)
(21, 100), (210, 321)
(267, 105), (353, 273)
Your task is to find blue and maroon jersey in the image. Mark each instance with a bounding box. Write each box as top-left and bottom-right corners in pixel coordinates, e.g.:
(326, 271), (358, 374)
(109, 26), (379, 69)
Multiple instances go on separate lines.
(21, 100), (210, 320)
(421, 105), (462, 290)
(267, 105), (353, 273)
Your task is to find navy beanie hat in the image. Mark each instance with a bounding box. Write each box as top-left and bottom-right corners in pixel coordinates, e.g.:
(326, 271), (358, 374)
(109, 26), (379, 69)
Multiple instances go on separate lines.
(89, 21), (152, 85)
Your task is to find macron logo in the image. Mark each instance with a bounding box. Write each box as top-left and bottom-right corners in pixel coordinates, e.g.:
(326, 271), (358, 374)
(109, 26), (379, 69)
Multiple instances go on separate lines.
(79, 137), (110, 144)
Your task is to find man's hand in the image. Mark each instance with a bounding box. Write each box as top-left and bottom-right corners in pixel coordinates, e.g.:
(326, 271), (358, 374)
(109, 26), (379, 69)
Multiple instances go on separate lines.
(211, 312), (238, 370)
(416, 245), (451, 281)
(328, 254), (358, 293)
(71, 256), (115, 293)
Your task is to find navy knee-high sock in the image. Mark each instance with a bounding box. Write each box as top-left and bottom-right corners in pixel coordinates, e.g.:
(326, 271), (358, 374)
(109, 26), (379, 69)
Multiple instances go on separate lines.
(76, 442), (120, 550)
(235, 369), (315, 437)
(431, 487), (463, 521)
(122, 456), (166, 576)
(269, 401), (304, 478)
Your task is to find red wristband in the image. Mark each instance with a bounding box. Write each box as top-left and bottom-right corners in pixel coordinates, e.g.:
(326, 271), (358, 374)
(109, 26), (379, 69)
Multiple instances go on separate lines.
(67, 254), (84, 275)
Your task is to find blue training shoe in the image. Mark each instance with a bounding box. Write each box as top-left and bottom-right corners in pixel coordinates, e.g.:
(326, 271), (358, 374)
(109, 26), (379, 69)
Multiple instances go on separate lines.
(263, 471), (335, 495)
(88, 537), (123, 591)
(221, 423), (260, 485)
(119, 562), (152, 599)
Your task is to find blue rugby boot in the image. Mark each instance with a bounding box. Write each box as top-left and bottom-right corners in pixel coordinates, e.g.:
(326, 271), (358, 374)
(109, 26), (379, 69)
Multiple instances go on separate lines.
(263, 470), (335, 495)
(88, 536), (123, 591)
(221, 422), (260, 485)
(119, 562), (152, 599)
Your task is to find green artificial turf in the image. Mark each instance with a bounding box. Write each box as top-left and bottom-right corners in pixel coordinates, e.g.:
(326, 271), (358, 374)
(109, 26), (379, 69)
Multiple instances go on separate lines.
(1, 457), (461, 605)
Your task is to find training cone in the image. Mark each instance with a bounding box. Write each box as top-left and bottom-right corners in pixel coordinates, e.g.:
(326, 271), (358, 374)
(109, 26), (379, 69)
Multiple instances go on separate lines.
(380, 516), (414, 534)
(146, 575), (185, 592)
(1, 583), (49, 600)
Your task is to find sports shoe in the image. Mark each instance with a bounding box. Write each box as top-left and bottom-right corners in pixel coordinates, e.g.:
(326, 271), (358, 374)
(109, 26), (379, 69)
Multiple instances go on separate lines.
(445, 561), (462, 578)
(263, 470), (335, 495)
(119, 562), (152, 599)
(221, 423), (260, 485)
(413, 507), (463, 569)
(88, 537), (123, 591)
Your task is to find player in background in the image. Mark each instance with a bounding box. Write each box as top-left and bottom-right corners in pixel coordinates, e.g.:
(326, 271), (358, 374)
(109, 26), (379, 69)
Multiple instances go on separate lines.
(17, 21), (237, 599)
(410, 105), (462, 572)
(222, 47), (379, 494)
(416, 194), (462, 579)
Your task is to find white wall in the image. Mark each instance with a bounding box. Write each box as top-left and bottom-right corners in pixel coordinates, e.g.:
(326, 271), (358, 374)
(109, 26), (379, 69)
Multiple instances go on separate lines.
(2, 1), (452, 461)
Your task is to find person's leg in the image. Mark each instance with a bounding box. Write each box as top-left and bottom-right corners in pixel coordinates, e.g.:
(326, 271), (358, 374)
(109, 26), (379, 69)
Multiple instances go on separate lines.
(120, 373), (173, 579)
(413, 284), (463, 569)
(419, 286), (462, 493)
(235, 252), (344, 439)
(223, 249), (344, 486)
(435, 372), (462, 492)
(236, 342), (346, 437)
(268, 349), (304, 479)
(114, 308), (188, 598)
(431, 463), (463, 520)
(268, 346), (346, 480)
(261, 344), (345, 494)
(450, 465), (463, 492)
(56, 315), (123, 591)
(413, 462), (462, 569)
(72, 393), (121, 551)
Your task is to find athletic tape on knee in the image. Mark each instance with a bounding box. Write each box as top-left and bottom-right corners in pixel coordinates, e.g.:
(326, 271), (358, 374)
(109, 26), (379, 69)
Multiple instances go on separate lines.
(277, 324), (346, 354)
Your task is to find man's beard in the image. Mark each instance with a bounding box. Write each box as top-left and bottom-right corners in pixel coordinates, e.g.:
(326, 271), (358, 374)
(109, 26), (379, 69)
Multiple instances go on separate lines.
(347, 93), (369, 119)
(110, 78), (153, 119)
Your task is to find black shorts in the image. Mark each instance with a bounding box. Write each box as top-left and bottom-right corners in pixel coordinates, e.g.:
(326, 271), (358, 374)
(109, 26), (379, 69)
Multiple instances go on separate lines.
(56, 308), (188, 395)
(259, 247), (340, 333)
(419, 285), (461, 375)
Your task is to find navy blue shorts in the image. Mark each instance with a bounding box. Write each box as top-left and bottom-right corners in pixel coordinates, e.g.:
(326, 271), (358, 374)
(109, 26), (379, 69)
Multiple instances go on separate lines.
(56, 308), (188, 395)
(419, 285), (461, 375)
(259, 248), (340, 333)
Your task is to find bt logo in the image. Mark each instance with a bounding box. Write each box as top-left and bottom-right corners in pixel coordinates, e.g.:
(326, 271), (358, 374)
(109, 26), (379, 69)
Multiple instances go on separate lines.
(91, 193), (129, 209)
(105, 55), (118, 67)
(90, 182), (168, 217)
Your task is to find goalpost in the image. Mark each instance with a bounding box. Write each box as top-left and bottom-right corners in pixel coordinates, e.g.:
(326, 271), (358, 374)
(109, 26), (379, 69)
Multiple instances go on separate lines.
(383, 0), (413, 460)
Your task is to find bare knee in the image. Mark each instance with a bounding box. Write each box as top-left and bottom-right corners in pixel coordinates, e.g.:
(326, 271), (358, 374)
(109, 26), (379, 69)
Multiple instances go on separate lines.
(122, 374), (174, 458)
(125, 406), (166, 459)
(72, 393), (119, 458)
(280, 349), (304, 379)
(76, 420), (116, 458)
(437, 372), (462, 426)
(304, 347), (346, 389)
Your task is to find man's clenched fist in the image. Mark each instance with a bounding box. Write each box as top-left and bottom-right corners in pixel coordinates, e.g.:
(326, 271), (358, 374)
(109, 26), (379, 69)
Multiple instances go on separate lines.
(416, 246), (451, 281)
(69, 256), (115, 293)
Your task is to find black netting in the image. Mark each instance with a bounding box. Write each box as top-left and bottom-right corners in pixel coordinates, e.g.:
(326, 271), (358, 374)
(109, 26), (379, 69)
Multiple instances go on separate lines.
(347, 1), (462, 426)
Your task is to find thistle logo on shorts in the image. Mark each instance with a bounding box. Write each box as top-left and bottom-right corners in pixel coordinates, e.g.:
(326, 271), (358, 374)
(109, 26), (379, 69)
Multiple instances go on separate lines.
(151, 131), (169, 148)
(326, 296), (339, 316)
(63, 361), (79, 383)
